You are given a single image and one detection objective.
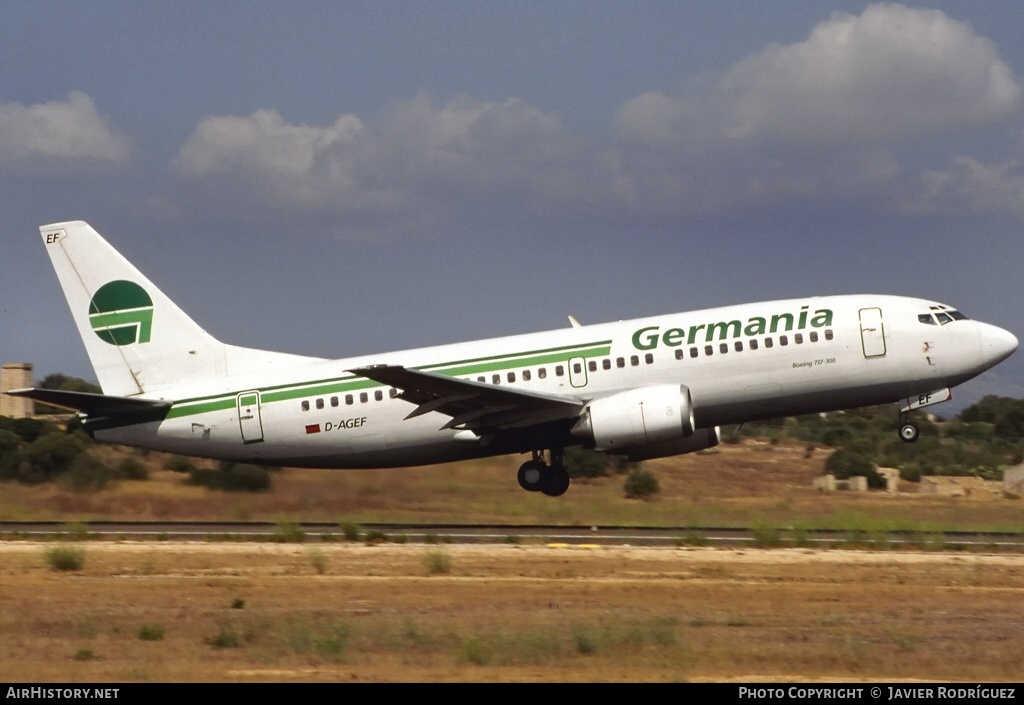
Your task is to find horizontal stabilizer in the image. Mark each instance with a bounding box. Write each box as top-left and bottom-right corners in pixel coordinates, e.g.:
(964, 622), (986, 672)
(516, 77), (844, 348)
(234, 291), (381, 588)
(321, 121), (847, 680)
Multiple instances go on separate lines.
(4, 388), (172, 417)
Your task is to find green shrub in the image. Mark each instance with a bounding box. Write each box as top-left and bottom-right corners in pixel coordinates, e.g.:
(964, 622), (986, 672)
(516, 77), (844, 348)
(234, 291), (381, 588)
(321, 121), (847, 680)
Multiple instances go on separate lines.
(137, 625), (165, 641)
(272, 522), (306, 543)
(18, 432), (87, 484)
(45, 545), (85, 571)
(623, 466), (659, 499)
(164, 455), (196, 473)
(825, 448), (884, 488)
(117, 457), (149, 480)
(564, 446), (611, 478)
(423, 550), (452, 575)
(208, 622), (241, 649)
(339, 522), (361, 541)
(62, 453), (115, 492)
(307, 548), (327, 573)
(186, 462), (272, 492)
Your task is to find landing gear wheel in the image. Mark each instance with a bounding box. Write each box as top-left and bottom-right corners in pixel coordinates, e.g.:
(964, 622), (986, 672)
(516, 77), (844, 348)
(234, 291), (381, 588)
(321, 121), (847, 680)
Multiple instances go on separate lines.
(898, 423), (920, 443)
(517, 460), (547, 492)
(541, 467), (570, 497)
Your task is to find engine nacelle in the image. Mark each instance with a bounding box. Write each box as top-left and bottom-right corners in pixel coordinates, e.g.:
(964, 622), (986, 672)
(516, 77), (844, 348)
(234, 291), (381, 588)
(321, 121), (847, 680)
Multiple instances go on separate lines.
(620, 426), (721, 461)
(571, 384), (695, 452)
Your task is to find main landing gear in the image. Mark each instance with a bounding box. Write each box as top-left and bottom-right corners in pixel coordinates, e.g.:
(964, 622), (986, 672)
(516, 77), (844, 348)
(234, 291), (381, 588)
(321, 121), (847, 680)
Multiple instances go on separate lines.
(898, 411), (920, 443)
(517, 448), (570, 497)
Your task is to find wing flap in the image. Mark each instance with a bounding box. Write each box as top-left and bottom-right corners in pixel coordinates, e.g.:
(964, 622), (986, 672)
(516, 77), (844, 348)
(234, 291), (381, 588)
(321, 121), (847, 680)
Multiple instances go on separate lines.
(349, 365), (584, 431)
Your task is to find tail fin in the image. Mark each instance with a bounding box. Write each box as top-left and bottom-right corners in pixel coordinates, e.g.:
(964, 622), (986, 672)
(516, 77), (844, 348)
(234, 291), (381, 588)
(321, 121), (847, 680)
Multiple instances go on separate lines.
(39, 221), (320, 396)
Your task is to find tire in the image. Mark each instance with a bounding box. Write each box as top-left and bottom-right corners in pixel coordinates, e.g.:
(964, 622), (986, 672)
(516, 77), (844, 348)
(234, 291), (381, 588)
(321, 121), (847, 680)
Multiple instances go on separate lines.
(517, 460), (546, 491)
(541, 467), (570, 497)
(898, 423), (919, 443)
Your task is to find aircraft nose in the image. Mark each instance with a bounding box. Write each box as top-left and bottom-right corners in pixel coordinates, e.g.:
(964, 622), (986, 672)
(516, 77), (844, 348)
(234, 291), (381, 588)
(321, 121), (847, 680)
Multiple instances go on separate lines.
(979, 323), (1018, 367)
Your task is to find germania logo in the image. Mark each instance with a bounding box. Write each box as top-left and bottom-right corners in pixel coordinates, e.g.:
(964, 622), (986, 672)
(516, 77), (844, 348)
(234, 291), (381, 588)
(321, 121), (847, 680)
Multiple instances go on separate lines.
(88, 280), (154, 346)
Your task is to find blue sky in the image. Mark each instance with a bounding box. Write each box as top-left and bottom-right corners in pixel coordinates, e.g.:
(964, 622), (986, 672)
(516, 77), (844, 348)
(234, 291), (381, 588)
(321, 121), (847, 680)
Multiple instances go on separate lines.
(2, 1), (1024, 411)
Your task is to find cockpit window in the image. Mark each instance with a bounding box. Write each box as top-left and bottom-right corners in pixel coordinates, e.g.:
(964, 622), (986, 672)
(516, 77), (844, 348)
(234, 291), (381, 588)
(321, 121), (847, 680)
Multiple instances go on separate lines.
(922, 307), (970, 324)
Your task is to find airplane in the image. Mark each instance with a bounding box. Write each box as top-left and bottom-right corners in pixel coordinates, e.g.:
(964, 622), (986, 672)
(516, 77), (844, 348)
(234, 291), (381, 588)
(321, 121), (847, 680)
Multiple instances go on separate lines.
(6, 221), (1018, 496)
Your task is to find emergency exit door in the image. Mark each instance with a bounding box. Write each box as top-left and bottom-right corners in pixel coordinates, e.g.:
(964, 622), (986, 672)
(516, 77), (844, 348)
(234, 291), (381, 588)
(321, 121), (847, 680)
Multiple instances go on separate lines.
(237, 391), (264, 444)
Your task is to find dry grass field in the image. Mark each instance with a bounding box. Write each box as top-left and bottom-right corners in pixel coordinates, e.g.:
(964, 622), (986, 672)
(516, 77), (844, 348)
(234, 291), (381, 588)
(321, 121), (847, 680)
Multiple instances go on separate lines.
(1, 439), (1023, 682)
(1, 542), (1022, 682)
(1, 439), (1022, 531)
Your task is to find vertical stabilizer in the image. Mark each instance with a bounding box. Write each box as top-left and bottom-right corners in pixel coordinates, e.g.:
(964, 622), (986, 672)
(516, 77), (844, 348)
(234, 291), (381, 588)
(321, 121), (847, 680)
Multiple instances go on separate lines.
(39, 221), (317, 396)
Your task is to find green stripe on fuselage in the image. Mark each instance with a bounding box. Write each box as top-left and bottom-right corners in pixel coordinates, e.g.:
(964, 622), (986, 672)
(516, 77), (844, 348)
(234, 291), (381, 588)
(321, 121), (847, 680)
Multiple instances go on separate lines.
(94, 340), (613, 429)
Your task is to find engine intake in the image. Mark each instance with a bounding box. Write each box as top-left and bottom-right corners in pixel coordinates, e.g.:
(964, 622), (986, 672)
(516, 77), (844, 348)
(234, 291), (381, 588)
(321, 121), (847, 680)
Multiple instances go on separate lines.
(571, 384), (695, 452)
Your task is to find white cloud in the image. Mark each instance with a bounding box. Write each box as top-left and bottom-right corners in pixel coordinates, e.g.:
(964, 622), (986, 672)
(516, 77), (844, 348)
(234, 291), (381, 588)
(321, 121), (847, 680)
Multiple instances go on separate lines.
(617, 3), (1021, 148)
(913, 157), (1024, 216)
(723, 3), (1021, 144)
(172, 5), (1024, 232)
(0, 91), (133, 175)
(609, 4), (1024, 218)
(173, 94), (590, 235)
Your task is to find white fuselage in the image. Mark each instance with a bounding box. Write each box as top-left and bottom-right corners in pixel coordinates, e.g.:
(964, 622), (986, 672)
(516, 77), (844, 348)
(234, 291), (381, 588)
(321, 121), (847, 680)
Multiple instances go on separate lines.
(86, 294), (1015, 468)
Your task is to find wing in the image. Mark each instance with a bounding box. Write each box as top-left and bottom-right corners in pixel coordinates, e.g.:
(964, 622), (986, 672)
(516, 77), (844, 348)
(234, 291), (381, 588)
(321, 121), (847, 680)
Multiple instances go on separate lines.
(349, 365), (584, 431)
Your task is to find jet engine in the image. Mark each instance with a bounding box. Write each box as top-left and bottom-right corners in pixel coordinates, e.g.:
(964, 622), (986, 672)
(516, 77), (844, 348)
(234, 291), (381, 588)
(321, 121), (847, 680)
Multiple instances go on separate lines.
(619, 425), (721, 461)
(571, 384), (695, 452)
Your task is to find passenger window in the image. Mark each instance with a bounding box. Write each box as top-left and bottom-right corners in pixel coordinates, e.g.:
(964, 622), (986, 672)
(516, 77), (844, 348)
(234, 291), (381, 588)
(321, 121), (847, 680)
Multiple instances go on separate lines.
(644, 353), (654, 364)
(359, 392), (368, 403)
(675, 349), (684, 360)
(389, 388), (398, 398)
(735, 341), (743, 352)
(330, 396), (339, 407)
(573, 363), (582, 374)
(492, 374), (500, 384)
(602, 359), (611, 370)
(824, 330), (834, 340)
(523, 370), (532, 381)
(918, 314), (937, 325)
(719, 343), (728, 354)
(750, 339), (758, 350)
(780, 335), (788, 346)
(316, 398), (324, 410)
(588, 361), (597, 372)
(704, 345), (713, 356)
(477, 376), (485, 383)
(345, 394), (353, 405)
(555, 365), (564, 376)
(301, 400), (310, 412)
(794, 333), (803, 344)
(689, 347), (698, 358)
(765, 337), (774, 348)
(616, 357), (625, 368)
(374, 390), (383, 401)
(630, 355), (639, 366)
(507, 372), (516, 383)
(539, 368), (547, 379)
(809, 332), (818, 343)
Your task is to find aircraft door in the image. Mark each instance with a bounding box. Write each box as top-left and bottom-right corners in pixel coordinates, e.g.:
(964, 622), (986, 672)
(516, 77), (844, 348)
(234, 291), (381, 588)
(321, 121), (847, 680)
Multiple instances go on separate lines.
(568, 357), (588, 388)
(237, 391), (265, 444)
(859, 308), (887, 358)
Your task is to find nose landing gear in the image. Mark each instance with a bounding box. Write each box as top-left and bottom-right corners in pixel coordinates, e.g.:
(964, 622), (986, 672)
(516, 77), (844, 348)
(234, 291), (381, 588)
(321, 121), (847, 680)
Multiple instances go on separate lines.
(517, 448), (570, 496)
(898, 411), (919, 443)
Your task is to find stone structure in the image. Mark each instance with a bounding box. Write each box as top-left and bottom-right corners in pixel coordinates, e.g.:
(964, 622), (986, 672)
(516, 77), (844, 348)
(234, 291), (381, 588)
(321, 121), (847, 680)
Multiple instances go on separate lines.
(0, 363), (33, 418)
(1003, 464), (1024, 495)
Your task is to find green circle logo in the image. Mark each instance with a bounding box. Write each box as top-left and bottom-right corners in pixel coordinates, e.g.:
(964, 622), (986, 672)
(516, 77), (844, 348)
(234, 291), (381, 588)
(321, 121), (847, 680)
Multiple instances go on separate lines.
(88, 280), (154, 346)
